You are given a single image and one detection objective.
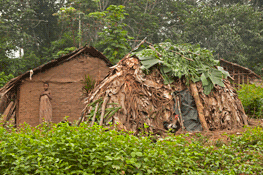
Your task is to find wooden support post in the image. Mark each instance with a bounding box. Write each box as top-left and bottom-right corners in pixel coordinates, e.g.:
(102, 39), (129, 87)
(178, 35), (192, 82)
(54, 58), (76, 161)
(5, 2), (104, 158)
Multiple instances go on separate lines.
(176, 95), (185, 131)
(246, 75), (250, 84)
(237, 69), (240, 89)
(189, 82), (209, 131)
(0, 101), (14, 125)
(91, 103), (99, 127)
(0, 94), (7, 114)
(242, 71), (245, 85)
(232, 69), (236, 87)
(99, 92), (110, 126)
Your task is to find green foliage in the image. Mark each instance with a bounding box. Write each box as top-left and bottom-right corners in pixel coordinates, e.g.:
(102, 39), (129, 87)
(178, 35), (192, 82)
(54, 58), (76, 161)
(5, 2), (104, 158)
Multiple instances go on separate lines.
(237, 84), (263, 118)
(1, 0), (263, 79)
(134, 42), (230, 95)
(8, 51), (42, 76)
(56, 47), (77, 57)
(0, 123), (263, 174)
(0, 72), (14, 88)
(89, 5), (133, 64)
(184, 3), (263, 75)
(53, 7), (78, 20)
(86, 98), (121, 125)
(0, 0), (66, 76)
(82, 74), (96, 93)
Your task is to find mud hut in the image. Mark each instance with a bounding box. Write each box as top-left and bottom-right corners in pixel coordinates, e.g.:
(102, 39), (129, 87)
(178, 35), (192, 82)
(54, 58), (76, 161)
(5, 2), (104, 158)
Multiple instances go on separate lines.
(220, 59), (261, 87)
(0, 46), (112, 127)
(79, 42), (249, 134)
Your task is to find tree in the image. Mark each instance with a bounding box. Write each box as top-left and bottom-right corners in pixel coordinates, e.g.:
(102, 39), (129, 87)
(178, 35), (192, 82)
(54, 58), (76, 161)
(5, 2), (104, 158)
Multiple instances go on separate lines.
(182, 3), (263, 74)
(0, 0), (66, 76)
(89, 5), (133, 63)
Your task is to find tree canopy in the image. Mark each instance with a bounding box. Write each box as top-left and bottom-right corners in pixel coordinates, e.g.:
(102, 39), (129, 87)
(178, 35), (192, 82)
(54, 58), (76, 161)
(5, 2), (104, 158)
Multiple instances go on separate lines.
(0, 0), (262, 87)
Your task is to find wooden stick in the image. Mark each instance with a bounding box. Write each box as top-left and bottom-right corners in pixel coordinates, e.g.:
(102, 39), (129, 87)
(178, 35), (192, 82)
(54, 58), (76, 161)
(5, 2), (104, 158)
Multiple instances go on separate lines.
(91, 102), (99, 126)
(145, 41), (154, 46)
(175, 95), (185, 131)
(242, 71), (245, 84)
(0, 101), (14, 125)
(130, 37), (147, 53)
(189, 82), (209, 131)
(5, 111), (16, 127)
(99, 92), (110, 126)
(0, 93), (7, 114)
(78, 106), (91, 126)
(149, 45), (162, 57)
(77, 112), (84, 126)
(238, 69), (240, 89)
(6, 102), (16, 122)
(169, 50), (194, 61)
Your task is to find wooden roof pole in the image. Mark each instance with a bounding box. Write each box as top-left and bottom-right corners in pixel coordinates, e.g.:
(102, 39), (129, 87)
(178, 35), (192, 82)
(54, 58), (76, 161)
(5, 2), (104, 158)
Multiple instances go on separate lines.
(189, 81), (209, 131)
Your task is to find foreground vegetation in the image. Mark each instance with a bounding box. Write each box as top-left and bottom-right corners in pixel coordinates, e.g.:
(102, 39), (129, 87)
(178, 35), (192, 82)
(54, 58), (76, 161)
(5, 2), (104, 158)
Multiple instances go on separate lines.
(0, 123), (262, 174)
(237, 84), (263, 118)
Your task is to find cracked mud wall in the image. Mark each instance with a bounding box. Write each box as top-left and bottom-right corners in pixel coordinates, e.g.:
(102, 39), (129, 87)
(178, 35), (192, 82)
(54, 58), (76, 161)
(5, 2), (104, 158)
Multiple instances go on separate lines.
(17, 54), (110, 126)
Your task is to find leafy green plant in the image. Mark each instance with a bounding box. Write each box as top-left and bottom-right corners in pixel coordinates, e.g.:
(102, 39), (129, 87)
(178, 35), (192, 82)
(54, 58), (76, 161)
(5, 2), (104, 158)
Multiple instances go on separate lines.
(134, 42), (230, 95)
(0, 123), (263, 174)
(89, 5), (133, 64)
(0, 72), (14, 88)
(85, 98), (121, 125)
(56, 47), (77, 57)
(53, 6), (82, 47)
(237, 84), (263, 118)
(82, 74), (96, 94)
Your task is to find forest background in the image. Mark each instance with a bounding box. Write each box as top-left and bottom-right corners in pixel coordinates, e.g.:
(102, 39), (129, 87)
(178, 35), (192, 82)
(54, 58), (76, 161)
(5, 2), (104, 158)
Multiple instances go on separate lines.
(0, 0), (262, 86)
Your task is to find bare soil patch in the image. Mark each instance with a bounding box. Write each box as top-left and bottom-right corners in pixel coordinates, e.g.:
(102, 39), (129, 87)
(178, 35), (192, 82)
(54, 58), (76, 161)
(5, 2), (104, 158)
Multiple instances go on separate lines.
(174, 118), (263, 145)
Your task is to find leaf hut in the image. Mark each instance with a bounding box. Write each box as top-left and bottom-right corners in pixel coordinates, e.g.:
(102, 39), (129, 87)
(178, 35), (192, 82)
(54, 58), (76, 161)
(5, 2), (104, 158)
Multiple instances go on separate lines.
(80, 54), (248, 134)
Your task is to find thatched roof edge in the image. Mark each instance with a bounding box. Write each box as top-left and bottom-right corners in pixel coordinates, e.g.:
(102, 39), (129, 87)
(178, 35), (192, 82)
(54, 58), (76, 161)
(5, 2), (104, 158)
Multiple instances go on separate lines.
(0, 46), (112, 95)
(219, 58), (261, 79)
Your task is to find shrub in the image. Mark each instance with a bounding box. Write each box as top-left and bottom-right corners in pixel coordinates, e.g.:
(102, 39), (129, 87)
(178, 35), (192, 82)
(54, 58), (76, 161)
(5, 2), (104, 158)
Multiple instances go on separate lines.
(0, 72), (14, 88)
(237, 84), (263, 118)
(0, 123), (262, 174)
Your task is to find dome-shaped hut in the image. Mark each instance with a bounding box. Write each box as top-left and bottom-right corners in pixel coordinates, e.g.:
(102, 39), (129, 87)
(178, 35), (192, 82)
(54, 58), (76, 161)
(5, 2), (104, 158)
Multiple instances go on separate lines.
(79, 42), (248, 134)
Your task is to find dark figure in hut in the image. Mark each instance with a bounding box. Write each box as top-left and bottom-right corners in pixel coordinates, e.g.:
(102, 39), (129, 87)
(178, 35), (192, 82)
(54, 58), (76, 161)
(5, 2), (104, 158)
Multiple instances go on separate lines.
(39, 82), (52, 123)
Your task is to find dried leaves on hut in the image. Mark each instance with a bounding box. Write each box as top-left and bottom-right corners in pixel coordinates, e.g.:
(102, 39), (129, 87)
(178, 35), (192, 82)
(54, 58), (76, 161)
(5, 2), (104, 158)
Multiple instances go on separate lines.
(79, 42), (248, 134)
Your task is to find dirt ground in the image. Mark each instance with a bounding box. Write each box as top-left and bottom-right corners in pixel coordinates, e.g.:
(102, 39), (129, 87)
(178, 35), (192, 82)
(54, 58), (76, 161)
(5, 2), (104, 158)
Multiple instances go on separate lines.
(173, 118), (263, 144)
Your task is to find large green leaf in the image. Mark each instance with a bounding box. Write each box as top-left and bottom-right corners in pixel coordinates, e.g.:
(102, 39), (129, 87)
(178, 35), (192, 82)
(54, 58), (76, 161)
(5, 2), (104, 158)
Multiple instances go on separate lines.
(162, 66), (172, 73)
(140, 59), (162, 69)
(203, 80), (214, 95)
(134, 42), (228, 95)
(217, 66), (230, 79)
(200, 73), (209, 86)
(209, 69), (225, 87)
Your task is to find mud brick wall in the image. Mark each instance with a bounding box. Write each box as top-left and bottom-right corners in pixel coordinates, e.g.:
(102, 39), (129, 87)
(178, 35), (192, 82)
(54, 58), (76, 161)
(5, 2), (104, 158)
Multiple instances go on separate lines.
(17, 54), (110, 126)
